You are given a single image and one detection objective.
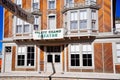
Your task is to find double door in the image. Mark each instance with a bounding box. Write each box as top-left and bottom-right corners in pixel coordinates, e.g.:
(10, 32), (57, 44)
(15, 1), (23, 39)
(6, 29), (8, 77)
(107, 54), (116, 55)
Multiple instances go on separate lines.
(46, 46), (62, 72)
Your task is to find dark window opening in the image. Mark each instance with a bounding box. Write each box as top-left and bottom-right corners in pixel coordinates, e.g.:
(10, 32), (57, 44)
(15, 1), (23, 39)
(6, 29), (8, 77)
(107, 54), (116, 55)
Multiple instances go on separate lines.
(47, 54), (53, 62)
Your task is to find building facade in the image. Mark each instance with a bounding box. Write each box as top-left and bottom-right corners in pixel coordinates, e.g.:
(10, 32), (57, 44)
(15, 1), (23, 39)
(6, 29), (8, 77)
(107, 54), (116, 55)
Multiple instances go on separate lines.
(1, 0), (120, 79)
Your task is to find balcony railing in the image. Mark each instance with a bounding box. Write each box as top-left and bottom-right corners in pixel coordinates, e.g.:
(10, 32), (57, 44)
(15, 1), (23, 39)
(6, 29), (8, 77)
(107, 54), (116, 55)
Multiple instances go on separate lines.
(62, 1), (100, 13)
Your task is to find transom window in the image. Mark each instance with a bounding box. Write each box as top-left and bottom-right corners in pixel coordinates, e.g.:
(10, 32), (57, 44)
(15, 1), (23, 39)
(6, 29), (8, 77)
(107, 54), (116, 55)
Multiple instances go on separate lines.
(70, 44), (93, 67)
(116, 44), (120, 63)
(17, 46), (35, 67)
(48, 0), (56, 9)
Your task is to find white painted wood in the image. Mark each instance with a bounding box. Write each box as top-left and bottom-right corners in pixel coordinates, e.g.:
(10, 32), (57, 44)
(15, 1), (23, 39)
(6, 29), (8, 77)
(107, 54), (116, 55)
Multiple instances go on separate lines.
(5, 53), (12, 72)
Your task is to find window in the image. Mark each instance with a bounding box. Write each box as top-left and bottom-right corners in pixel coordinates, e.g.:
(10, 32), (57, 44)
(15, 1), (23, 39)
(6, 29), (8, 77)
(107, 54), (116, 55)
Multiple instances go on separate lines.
(70, 44), (93, 67)
(70, 44), (80, 66)
(91, 10), (96, 29)
(16, 18), (22, 33)
(48, 15), (56, 29)
(17, 46), (26, 66)
(116, 44), (120, 63)
(82, 45), (92, 66)
(70, 12), (78, 30)
(17, 46), (35, 67)
(34, 16), (39, 30)
(27, 47), (34, 66)
(33, 0), (39, 10)
(48, 0), (55, 9)
(5, 46), (12, 53)
(79, 10), (87, 29)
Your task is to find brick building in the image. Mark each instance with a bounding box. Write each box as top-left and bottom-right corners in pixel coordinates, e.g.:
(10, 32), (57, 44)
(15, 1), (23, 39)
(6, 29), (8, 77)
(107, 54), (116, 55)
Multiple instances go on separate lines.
(1, 0), (120, 79)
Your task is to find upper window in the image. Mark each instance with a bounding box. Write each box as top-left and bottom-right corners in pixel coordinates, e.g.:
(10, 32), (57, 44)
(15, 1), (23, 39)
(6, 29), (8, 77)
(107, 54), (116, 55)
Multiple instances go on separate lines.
(17, 46), (35, 67)
(48, 0), (56, 9)
(70, 44), (93, 67)
(48, 15), (56, 29)
(116, 44), (120, 63)
(70, 12), (78, 30)
(33, 0), (39, 10)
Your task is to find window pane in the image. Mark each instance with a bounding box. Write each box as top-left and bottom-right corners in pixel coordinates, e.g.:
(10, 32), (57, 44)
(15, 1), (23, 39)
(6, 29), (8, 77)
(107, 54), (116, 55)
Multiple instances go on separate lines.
(71, 60), (75, 66)
(55, 55), (60, 62)
(16, 25), (22, 33)
(80, 20), (87, 29)
(80, 10), (87, 20)
(47, 55), (53, 62)
(76, 59), (80, 66)
(17, 55), (25, 66)
(34, 25), (39, 30)
(70, 21), (78, 29)
(117, 58), (120, 63)
(24, 25), (29, 33)
(117, 44), (120, 49)
(71, 12), (77, 20)
(88, 59), (92, 66)
(83, 59), (87, 66)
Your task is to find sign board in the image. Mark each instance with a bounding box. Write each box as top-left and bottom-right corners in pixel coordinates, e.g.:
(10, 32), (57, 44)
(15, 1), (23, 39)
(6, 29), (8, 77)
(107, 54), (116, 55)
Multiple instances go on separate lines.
(0, 0), (34, 24)
(33, 28), (64, 40)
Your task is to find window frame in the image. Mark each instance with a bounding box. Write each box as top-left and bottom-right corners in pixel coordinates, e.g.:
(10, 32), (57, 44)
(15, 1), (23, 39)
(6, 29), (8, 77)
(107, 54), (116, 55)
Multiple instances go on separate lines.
(69, 43), (94, 69)
(16, 45), (36, 68)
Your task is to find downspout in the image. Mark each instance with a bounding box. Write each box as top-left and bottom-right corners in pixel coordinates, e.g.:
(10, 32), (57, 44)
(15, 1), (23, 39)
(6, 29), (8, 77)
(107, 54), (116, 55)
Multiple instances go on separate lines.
(48, 62), (56, 80)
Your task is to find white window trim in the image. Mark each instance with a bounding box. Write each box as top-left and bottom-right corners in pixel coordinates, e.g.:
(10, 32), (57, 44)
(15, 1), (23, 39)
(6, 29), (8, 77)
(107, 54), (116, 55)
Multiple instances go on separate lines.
(47, 0), (56, 9)
(47, 14), (56, 30)
(16, 45), (36, 68)
(69, 43), (94, 69)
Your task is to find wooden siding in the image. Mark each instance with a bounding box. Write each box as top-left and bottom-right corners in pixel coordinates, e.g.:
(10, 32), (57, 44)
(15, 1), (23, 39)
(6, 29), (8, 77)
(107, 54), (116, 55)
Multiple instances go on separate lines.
(103, 43), (113, 73)
(40, 0), (47, 29)
(12, 46), (16, 71)
(115, 65), (120, 73)
(40, 46), (44, 71)
(94, 43), (103, 72)
(4, 9), (13, 38)
(74, 0), (85, 3)
(94, 43), (113, 73)
(98, 0), (112, 32)
(56, 0), (64, 28)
